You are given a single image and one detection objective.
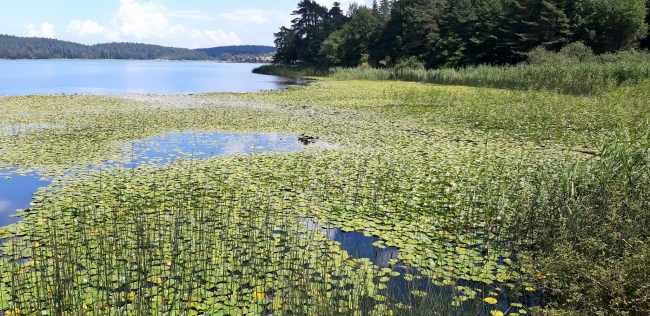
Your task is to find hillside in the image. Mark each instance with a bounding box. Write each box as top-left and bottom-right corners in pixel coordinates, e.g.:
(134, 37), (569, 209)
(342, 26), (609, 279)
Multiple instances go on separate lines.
(0, 35), (210, 60)
(195, 45), (276, 58)
(0, 35), (274, 61)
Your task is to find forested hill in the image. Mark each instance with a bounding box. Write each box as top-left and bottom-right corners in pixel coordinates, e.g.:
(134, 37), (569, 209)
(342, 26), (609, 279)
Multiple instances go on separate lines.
(196, 45), (276, 59)
(273, 0), (650, 68)
(0, 35), (211, 60)
(0, 35), (275, 61)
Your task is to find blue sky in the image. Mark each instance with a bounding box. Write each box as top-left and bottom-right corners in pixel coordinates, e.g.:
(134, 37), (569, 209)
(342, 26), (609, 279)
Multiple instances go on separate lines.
(0, 0), (370, 48)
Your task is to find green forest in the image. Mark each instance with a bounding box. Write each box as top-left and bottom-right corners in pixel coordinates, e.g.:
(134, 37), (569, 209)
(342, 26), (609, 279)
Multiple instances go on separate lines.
(0, 35), (275, 62)
(273, 0), (650, 68)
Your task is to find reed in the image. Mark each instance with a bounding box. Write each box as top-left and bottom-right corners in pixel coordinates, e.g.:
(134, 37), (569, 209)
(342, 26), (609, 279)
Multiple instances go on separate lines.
(254, 61), (650, 95)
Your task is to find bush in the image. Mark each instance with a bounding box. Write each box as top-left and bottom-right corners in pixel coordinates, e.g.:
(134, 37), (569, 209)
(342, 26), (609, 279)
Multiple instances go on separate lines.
(526, 46), (568, 65)
(559, 42), (594, 62)
(393, 56), (425, 70)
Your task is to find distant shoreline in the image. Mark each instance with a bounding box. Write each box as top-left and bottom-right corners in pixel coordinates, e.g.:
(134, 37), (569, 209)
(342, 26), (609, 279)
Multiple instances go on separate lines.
(0, 58), (271, 63)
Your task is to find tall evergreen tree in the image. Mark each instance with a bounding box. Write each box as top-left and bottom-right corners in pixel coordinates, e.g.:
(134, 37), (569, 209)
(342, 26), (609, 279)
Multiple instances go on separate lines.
(273, 27), (299, 64)
(642, 0), (650, 49)
(537, 0), (572, 51)
(374, 0), (445, 68)
(377, 0), (392, 21)
(435, 0), (476, 67)
(290, 0), (330, 64)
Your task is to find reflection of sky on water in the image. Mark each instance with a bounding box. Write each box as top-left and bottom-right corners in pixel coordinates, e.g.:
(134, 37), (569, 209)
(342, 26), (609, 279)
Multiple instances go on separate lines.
(118, 131), (304, 169)
(0, 60), (288, 95)
(0, 174), (51, 226)
(1, 131), (308, 227)
(302, 218), (399, 268)
(301, 217), (544, 313)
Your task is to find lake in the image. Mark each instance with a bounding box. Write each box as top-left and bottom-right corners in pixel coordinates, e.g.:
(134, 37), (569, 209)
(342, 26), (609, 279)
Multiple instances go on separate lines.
(0, 60), (289, 95)
(0, 131), (315, 226)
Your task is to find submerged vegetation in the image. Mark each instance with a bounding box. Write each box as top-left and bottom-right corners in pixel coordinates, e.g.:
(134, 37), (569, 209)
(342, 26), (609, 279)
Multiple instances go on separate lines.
(0, 77), (649, 315)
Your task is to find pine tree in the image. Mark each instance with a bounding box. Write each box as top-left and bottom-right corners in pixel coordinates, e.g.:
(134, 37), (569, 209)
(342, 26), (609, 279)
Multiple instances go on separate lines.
(372, 0), (380, 15)
(638, 0), (649, 49)
(379, 0), (392, 21)
(537, 0), (572, 51)
(511, 0), (543, 55)
(435, 0), (476, 67)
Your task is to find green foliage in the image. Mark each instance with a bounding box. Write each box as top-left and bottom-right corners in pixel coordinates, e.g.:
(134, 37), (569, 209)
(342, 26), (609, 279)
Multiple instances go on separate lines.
(0, 35), (274, 61)
(274, 0), (650, 68)
(558, 41), (594, 62)
(376, 0), (444, 68)
(525, 46), (569, 64)
(2, 76), (650, 315)
(393, 56), (425, 70)
(273, 0), (347, 65)
(569, 0), (648, 53)
(508, 126), (650, 314)
(321, 7), (382, 67)
(256, 57), (650, 94)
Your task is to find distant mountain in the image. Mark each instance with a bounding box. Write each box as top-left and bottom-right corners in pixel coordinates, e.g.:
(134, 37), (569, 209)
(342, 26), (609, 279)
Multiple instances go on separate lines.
(0, 35), (274, 61)
(195, 45), (276, 58)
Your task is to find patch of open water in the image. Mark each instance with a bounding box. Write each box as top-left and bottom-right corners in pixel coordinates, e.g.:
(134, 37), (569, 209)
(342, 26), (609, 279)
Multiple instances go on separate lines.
(302, 217), (545, 314)
(0, 131), (319, 226)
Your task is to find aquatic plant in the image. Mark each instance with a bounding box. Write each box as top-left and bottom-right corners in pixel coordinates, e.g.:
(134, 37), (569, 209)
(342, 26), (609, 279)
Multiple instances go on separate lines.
(0, 77), (647, 314)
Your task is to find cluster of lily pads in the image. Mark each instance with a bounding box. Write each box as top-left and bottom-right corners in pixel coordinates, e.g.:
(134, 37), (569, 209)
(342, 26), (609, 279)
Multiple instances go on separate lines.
(2, 79), (638, 315)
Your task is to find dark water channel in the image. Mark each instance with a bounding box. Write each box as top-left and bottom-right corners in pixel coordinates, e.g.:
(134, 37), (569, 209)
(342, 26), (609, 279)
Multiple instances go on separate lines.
(0, 131), (312, 226)
(302, 218), (544, 315)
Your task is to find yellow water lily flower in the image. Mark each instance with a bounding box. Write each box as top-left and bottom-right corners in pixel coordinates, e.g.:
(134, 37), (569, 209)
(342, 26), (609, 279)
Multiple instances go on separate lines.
(5, 307), (20, 315)
(484, 297), (498, 305)
(490, 311), (504, 316)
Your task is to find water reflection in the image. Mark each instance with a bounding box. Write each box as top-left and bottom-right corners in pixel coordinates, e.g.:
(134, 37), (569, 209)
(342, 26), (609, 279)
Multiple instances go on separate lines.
(117, 131), (306, 169)
(1, 131), (312, 226)
(0, 61), (288, 95)
(0, 174), (50, 226)
(301, 217), (543, 313)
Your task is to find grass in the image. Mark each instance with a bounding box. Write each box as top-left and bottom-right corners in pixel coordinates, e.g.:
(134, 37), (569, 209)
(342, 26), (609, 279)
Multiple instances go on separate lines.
(0, 77), (648, 315)
(254, 61), (650, 95)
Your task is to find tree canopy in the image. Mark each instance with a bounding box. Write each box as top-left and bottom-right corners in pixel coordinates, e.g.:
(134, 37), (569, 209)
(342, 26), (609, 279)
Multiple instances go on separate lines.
(273, 0), (650, 68)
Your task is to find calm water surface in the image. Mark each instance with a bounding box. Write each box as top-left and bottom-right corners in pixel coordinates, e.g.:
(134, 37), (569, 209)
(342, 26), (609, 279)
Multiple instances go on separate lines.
(0, 131), (309, 226)
(0, 60), (288, 95)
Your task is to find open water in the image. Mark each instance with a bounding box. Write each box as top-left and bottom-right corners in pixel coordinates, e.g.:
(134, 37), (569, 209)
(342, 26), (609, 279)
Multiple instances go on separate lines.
(0, 60), (288, 95)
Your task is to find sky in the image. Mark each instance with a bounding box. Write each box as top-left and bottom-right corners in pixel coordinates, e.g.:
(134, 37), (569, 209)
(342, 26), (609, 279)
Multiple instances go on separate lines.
(0, 0), (371, 49)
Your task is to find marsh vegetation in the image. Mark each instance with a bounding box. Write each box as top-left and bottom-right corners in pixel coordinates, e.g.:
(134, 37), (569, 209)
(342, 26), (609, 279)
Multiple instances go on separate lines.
(0, 76), (648, 315)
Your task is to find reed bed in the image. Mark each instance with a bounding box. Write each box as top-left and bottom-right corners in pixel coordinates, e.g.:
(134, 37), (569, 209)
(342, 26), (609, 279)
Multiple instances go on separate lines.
(254, 62), (650, 95)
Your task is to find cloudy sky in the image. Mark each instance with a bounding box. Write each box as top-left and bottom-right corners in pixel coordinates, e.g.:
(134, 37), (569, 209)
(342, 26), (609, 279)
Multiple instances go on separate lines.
(0, 0), (371, 48)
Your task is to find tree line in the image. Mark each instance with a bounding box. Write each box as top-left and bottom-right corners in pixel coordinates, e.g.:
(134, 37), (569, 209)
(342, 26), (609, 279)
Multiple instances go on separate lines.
(0, 35), (276, 61)
(273, 0), (650, 68)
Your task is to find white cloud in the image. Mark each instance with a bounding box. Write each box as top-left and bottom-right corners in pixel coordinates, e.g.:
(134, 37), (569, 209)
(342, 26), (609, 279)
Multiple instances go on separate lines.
(217, 9), (292, 26)
(113, 0), (172, 39)
(25, 0), (259, 47)
(26, 22), (56, 38)
(168, 10), (214, 21)
(0, 200), (12, 213)
(66, 20), (121, 41)
(203, 29), (242, 45)
(109, 0), (241, 47)
(217, 10), (271, 25)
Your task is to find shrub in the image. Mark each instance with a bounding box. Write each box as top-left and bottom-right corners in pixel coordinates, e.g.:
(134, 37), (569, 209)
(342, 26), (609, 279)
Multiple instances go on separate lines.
(559, 42), (594, 62)
(394, 56), (425, 70)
